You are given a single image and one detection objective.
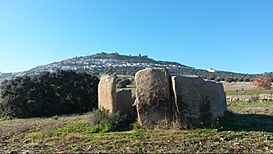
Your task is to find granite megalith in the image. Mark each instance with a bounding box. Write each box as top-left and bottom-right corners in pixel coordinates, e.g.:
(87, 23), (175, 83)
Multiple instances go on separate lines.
(117, 89), (136, 117)
(135, 68), (173, 128)
(171, 75), (227, 128)
(98, 75), (117, 113)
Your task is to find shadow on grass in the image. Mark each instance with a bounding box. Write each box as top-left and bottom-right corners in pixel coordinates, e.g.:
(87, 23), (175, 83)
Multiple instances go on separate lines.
(219, 111), (273, 132)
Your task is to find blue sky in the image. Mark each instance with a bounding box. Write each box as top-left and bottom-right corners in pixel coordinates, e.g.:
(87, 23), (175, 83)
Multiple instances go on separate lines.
(0, 0), (272, 73)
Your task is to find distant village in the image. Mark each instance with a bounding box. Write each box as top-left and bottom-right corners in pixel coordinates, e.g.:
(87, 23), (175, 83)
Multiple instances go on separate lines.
(1, 53), (190, 77)
(0, 52), (185, 77)
(23, 58), (183, 76)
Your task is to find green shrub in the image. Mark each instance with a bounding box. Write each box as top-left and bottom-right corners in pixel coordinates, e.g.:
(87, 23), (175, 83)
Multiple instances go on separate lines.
(132, 121), (143, 130)
(90, 109), (134, 132)
(244, 78), (250, 82)
(51, 115), (59, 120)
(215, 77), (221, 82)
(225, 77), (235, 83)
(0, 70), (99, 118)
(238, 78), (244, 82)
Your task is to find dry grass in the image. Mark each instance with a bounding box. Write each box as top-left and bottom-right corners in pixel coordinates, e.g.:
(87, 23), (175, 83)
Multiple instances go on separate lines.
(223, 81), (273, 91)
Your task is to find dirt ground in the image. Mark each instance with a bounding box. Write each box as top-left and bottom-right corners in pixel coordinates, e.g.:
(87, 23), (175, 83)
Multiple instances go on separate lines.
(223, 82), (256, 91)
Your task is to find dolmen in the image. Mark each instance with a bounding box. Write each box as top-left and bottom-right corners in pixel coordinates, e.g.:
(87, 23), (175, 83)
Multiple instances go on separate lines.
(98, 68), (227, 129)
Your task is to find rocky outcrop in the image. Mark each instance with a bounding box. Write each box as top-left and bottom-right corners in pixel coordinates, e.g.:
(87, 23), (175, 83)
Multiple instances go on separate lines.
(98, 75), (117, 113)
(135, 68), (173, 128)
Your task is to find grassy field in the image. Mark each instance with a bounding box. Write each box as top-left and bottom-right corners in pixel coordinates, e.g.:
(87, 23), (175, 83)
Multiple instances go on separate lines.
(225, 89), (273, 96)
(223, 82), (256, 91)
(223, 81), (273, 96)
(1, 100), (273, 153)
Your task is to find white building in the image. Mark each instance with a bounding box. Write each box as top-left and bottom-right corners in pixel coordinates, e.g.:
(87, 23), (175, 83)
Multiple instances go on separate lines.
(207, 68), (216, 73)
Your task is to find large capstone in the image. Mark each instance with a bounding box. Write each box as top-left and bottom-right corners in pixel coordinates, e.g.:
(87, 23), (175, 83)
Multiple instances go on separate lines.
(98, 75), (117, 113)
(171, 75), (227, 128)
(135, 68), (173, 128)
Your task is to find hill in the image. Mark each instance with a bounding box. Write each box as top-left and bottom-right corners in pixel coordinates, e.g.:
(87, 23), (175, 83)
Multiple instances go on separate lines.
(5, 52), (272, 82)
(21, 52), (192, 76)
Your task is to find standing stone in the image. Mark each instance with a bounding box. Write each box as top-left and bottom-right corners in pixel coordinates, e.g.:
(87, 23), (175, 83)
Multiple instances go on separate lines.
(98, 75), (117, 113)
(205, 81), (227, 120)
(117, 89), (135, 117)
(135, 68), (173, 128)
(171, 76), (205, 128)
(171, 75), (227, 128)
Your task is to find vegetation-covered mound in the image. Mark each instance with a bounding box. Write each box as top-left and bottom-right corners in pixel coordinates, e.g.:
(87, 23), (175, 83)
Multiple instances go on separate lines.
(0, 70), (99, 118)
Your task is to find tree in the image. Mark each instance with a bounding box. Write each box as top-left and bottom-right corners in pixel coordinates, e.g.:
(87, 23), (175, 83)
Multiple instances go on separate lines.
(225, 77), (234, 83)
(0, 70), (100, 118)
(253, 76), (272, 90)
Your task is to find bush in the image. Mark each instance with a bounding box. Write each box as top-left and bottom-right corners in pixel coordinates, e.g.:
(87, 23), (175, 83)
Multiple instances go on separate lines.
(0, 70), (99, 118)
(238, 78), (244, 82)
(90, 109), (134, 132)
(244, 78), (250, 82)
(117, 79), (132, 88)
(215, 77), (222, 82)
(225, 77), (235, 83)
(253, 76), (272, 90)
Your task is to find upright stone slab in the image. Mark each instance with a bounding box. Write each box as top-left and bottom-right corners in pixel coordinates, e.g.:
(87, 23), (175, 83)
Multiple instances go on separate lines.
(171, 76), (205, 128)
(135, 68), (173, 128)
(171, 76), (227, 128)
(205, 81), (227, 120)
(98, 75), (117, 113)
(117, 89), (135, 117)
